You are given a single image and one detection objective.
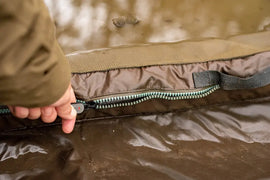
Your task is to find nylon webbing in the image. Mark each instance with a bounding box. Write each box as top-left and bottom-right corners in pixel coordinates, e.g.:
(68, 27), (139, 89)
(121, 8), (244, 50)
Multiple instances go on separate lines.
(192, 67), (270, 90)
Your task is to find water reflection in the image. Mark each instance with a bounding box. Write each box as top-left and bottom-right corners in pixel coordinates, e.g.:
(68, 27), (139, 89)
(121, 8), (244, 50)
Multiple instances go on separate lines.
(0, 143), (47, 161)
(44, 0), (270, 53)
(127, 127), (171, 152)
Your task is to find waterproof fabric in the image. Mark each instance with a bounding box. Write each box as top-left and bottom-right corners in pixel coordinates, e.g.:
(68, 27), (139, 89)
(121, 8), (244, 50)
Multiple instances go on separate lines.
(71, 51), (270, 100)
(1, 98), (270, 180)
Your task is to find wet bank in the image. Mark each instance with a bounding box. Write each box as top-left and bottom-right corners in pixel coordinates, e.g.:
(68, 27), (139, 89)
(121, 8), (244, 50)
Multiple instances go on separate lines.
(45, 0), (270, 53)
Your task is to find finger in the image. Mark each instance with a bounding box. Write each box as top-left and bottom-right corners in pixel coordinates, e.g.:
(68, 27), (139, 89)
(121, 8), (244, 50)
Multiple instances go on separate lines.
(61, 105), (76, 134)
(7, 105), (14, 114)
(14, 106), (29, 119)
(62, 119), (76, 134)
(70, 87), (76, 103)
(28, 108), (41, 120)
(41, 107), (57, 123)
(56, 104), (77, 120)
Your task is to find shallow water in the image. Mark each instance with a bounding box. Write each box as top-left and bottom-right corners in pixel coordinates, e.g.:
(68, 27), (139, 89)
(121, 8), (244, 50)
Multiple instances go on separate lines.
(45, 0), (270, 53)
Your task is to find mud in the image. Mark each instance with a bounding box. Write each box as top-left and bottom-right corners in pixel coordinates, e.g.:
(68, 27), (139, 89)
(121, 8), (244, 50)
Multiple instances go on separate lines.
(44, 0), (270, 53)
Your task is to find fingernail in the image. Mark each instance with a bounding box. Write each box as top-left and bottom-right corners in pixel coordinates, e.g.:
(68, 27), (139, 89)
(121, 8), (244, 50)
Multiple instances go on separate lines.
(44, 107), (52, 116)
(71, 105), (77, 117)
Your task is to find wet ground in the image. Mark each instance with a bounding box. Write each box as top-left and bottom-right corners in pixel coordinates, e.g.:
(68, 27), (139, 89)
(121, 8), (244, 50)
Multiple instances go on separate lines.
(45, 0), (270, 53)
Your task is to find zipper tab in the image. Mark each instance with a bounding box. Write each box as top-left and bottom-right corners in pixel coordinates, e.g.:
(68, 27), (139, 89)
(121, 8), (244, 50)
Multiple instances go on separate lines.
(72, 101), (97, 114)
(71, 103), (85, 114)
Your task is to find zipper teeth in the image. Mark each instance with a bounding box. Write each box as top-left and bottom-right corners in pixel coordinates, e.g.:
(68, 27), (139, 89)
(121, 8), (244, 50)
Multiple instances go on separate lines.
(0, 107), (11, 115)
(94, 85), (220, 109)
(0, 85), (220, 114)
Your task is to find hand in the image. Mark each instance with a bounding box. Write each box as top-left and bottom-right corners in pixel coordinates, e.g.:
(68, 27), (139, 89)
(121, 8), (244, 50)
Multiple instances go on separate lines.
(8, 84), (77, 134)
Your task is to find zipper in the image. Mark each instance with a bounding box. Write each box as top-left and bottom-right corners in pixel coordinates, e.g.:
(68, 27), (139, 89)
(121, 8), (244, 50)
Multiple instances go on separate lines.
(91, 85), (220, 109)
(0, 85), (220, 115)
(0, 106), (11, 115)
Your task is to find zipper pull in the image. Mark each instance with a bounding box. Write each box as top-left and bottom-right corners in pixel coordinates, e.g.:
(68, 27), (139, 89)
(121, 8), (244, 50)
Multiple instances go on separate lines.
(71, 101), (96, 114)
(72, 103), (85, 114)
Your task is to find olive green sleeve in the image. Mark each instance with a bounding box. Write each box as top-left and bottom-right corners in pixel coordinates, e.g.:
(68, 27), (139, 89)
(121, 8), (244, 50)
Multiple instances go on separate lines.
(0, 0), (71, 107)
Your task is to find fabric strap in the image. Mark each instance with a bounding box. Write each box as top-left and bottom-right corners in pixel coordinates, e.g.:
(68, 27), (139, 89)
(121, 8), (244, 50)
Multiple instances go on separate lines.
(193, 67), (270, 90)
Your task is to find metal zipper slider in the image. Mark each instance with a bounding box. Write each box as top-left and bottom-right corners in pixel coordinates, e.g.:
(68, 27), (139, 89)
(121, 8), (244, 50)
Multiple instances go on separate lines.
(85, 101), (97, 109)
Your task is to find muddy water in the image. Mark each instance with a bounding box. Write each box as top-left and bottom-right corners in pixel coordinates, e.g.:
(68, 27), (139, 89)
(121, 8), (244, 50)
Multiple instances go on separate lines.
(45, 0), (270, 53)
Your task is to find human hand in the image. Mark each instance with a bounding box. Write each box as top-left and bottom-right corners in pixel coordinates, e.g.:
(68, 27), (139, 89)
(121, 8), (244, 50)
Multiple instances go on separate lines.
(8, 84), (77, 134)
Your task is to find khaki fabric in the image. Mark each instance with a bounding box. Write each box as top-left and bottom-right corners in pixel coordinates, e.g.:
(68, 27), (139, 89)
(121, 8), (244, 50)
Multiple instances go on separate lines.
(0, 0), (70, 107)
(68, 31), (270, 73)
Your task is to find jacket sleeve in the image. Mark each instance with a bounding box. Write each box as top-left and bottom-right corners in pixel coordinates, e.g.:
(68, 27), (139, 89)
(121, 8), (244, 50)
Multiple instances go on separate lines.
(0, 0), (71, 107)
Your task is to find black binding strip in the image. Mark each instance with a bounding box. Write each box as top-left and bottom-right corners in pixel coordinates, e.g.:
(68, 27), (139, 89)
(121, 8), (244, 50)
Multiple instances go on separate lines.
(192, 67), (270, 90)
